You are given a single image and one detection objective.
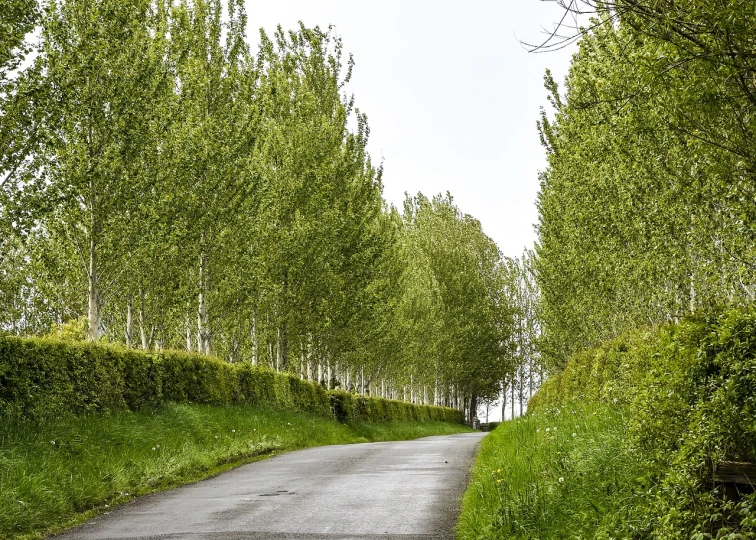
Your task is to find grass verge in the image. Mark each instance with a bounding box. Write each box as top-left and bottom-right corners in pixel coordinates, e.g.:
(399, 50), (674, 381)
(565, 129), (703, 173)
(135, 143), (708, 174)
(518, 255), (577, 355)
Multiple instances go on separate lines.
(0, 403), (472, 539)
(457, 403), (649, 539)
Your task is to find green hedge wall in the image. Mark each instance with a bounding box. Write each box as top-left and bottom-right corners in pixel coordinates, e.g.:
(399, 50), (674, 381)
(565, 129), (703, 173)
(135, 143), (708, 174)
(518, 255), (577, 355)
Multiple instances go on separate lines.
(528, 307), (756, 537)
(328, 390), (462, 423)
(0, 337), (463, 424)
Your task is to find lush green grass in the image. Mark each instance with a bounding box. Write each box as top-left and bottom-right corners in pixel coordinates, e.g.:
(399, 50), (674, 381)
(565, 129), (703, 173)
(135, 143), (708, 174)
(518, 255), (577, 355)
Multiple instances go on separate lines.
(0, 403), (471, 539)
(457, 404), (650, 540)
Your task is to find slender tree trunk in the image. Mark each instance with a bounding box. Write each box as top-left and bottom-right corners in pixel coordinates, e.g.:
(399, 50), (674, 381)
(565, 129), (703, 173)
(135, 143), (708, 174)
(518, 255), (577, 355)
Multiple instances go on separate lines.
(529, 356), (534, 400)
(125, 295), (134, 347)
(197, 250), (211, 355)
(139, 289), (149, 350)
(185, 310), (192, 352)
(469, 394), (478, 425)
(251, 310), (258, 365)
(510, 378), (515, 419)
(501, 380), (508, 421)
(519, 365), (525, 417)
(87, 234), (101, 341)
(276, 327), (283, 371)
(306, 336), (312, 379)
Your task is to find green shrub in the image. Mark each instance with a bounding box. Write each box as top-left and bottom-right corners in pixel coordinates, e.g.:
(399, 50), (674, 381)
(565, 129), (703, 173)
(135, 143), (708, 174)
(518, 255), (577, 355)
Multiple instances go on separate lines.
(529, 307), (756, 538)
(0, 336), (463, 425)
(327, 390), (462, 424)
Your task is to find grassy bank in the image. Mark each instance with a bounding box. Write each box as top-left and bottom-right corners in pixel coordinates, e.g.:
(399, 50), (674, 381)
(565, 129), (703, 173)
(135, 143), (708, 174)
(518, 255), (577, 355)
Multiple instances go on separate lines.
(0, 403), (472, 539)
(459, 307), (756, 539)
(457, 404), (648, 539)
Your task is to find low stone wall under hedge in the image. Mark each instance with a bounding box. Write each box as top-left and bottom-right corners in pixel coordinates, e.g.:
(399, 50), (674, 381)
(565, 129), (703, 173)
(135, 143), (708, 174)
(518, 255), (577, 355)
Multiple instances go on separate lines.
(0, 336), (464, 424)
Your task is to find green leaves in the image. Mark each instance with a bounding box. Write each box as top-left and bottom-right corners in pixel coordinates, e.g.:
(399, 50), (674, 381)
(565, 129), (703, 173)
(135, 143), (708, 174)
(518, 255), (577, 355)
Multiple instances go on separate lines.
(536, 7), (756, 369)
(0, 0), (515, 416)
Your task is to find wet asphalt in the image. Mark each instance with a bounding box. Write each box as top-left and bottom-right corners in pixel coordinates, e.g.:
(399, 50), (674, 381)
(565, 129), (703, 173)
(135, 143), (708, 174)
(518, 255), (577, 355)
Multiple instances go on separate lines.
(53, 432), (486, 540)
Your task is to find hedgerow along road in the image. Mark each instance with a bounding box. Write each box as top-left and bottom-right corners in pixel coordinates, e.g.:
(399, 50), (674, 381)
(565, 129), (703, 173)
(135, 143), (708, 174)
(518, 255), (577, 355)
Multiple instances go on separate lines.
(54, 432), (486, 540)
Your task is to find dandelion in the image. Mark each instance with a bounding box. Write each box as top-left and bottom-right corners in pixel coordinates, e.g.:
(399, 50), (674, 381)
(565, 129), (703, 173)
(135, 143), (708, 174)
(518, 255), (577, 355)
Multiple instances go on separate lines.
(287, 423), (291, 426)
(156, 444), (160, 448)
(152, 447), (156, 451)
(496, 479), (502, 484)
(553, 427), (557, 431)
(558, 477), (564, 483)
(536, 428), (540, 433)
(51, 441), (55, 445)
(572, 433), (577, 438)
(232, 429), (236, 433)
(104, 504), (109, 508)
(545, 428), (550, 432)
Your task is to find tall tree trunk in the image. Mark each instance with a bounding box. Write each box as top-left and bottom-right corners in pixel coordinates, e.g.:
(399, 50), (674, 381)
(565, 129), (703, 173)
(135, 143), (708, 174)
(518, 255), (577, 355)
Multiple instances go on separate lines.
(469, 394), (478, 425)
(185, 310), (192, 352)
(197, 250), (211, 355)
(501, 380), (508, 421)
(510, 378), (515, 419)
(125, 295), (134, 347)
(279, 269), (289, 369)
(139, 288), (149, 350)
(277, 326), (287, 371)
(87, 234), (101, 341)
(251, 309), (258, 365)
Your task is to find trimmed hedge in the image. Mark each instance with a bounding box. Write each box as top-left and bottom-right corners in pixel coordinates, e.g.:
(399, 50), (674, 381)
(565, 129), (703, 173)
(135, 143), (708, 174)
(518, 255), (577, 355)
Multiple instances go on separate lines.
(529, 307), (756, 538)
(328, 390), (461, 423)
(0, 337), (463, 424)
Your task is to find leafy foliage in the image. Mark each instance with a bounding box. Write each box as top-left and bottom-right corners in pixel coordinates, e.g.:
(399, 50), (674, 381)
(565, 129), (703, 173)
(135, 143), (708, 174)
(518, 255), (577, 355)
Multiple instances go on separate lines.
(529, 307), (756, 538)
(0, 335), (463, 424)
(0, 1), (514, 416)
(536, 3), (756, 370)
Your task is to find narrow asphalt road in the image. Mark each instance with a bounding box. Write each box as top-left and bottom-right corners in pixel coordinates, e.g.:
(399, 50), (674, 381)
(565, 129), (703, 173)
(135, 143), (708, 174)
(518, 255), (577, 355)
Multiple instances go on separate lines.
(54, 432), (486, 540)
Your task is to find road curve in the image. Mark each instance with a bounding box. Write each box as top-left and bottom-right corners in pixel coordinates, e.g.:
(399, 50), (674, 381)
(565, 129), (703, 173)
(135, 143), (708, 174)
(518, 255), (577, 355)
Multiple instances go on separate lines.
(54, 432), (486, 540)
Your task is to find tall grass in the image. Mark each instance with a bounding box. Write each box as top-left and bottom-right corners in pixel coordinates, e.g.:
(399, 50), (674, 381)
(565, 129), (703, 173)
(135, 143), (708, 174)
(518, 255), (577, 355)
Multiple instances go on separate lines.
(457, 404), (649, 539)
(0, 403), (471, 539)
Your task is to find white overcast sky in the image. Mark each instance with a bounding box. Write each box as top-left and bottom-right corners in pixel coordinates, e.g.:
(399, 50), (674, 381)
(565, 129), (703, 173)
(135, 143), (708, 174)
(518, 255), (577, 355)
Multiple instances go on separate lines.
(245, 1), (579, 259)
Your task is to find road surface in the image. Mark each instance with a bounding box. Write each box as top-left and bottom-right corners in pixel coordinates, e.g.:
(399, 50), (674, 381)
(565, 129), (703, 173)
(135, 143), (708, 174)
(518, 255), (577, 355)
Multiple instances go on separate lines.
(54, 432), (486, 540)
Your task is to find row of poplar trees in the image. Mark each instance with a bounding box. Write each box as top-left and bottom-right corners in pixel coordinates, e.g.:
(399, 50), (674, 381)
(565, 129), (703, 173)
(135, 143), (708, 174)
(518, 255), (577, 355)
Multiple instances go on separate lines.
(0, 0), (520, 420)
(536, 0), (756, 370)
